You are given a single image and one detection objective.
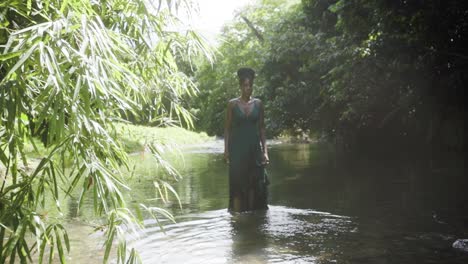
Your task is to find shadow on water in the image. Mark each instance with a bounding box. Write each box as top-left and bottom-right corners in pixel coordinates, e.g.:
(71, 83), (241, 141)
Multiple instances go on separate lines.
(266, 143), (468, 264)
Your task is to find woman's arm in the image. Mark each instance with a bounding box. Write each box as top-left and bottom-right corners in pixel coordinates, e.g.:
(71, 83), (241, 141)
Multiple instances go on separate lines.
(258, 99), (269, 164)
(224, 100), (233, 163)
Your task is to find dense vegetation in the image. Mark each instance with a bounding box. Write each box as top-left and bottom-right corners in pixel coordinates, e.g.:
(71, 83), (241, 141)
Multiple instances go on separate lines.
(193, 0), (467, 154)
(0, 0), (211, 263)
(1, 0), (466, 262)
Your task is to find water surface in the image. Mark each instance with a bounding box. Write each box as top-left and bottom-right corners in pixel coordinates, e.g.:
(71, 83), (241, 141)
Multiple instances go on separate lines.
(68, 142), (468, 263)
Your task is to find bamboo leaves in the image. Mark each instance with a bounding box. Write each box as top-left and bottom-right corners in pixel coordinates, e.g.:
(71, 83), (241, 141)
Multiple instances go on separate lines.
(1, 0), (212, 263)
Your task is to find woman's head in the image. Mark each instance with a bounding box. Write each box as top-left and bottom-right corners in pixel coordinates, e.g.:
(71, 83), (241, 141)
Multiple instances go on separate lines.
(237, 67), (255, 97)
(237, 67), (255, 84)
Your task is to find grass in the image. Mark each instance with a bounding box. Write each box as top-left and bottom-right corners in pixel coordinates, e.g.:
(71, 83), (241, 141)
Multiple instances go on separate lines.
(18, 123), (214, 160)
(112, 123), (214, 153)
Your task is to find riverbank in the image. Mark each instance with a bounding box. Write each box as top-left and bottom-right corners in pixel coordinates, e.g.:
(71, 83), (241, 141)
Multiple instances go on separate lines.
(112, 123), (214, 153)
(1, 124), (214, 174)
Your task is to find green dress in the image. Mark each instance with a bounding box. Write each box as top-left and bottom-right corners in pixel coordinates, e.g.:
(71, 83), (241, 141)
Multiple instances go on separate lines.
(228, 100), (269, 212)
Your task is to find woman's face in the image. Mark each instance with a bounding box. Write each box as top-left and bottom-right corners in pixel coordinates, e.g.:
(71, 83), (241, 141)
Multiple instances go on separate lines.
(240, 78), (253, 97)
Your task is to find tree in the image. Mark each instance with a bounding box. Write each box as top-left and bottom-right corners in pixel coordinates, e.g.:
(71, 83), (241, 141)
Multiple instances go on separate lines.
(192, 0), (298, 136)
(0, 0), (211, 263)
(262, 0), (467, 152)
(300, 0), (468, 152)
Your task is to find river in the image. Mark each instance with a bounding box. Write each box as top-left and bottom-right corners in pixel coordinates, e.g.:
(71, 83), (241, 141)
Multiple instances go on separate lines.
(63, 141), (468, 263)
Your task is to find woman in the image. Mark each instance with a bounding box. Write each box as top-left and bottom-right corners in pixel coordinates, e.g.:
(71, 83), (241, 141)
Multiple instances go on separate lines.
(224, 67), (269, 212)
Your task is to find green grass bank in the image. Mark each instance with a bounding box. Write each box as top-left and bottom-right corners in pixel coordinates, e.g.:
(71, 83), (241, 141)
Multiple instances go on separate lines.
(113, 123), (214, 153)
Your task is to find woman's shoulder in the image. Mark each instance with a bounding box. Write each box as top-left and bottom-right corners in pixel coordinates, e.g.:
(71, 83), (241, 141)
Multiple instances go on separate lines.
(252, 98), (263, 105)
(227, 98), (239, 108)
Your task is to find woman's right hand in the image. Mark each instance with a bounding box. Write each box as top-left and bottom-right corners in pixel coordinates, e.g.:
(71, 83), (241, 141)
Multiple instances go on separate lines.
(261, 152), (270, 166)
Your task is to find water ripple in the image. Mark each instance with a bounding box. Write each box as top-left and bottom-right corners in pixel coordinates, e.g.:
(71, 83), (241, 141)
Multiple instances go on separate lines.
(129, 206), (355, 264)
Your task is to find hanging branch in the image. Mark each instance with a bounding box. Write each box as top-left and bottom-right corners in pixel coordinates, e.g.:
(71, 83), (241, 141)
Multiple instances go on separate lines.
(240, 15), (264, 43)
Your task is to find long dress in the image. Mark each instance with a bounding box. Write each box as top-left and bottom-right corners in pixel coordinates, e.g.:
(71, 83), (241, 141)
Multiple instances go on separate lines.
(228, 100), (269, 212)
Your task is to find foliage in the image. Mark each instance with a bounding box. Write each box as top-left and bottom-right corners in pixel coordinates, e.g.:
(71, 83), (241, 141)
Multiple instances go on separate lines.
(0, 0), (211, 263)
(290, 0), (468, 152)
(194, 0), (467, 152)
(192, 0), (298, 136)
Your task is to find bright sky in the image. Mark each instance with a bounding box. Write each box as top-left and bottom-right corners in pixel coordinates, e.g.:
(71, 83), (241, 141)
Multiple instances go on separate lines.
(187, 0), (253, 45)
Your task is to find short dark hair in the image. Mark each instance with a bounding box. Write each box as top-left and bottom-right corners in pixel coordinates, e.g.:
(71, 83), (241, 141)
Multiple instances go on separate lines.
(237, 67), (255, 83)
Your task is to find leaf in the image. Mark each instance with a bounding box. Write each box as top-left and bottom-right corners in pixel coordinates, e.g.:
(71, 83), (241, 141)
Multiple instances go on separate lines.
(3, 43), (37, 79)
(103, 226), (116, 264)
(54, 227), (66, 264)
(328, 0), (346, 13)
(0, 50), (25, 61)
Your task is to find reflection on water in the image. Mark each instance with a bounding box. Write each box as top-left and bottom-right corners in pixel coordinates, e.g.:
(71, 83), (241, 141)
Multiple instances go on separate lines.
(132, 210), (232, 263)
(230, 211), (269, 263)
(130, 206), (354, 264)
(64, 142), (467, 263)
